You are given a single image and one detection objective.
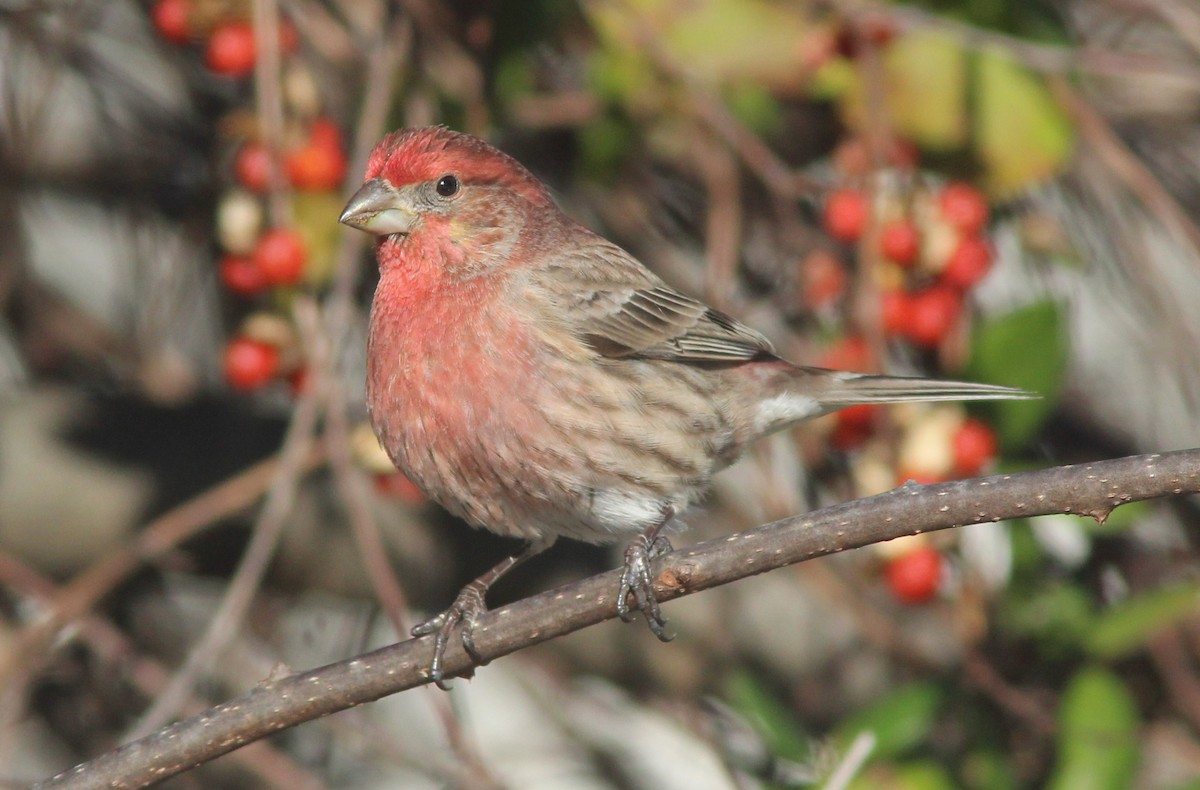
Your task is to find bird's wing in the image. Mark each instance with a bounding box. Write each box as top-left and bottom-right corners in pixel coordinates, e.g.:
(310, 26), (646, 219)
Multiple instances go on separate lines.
(529, 235), (777, 363)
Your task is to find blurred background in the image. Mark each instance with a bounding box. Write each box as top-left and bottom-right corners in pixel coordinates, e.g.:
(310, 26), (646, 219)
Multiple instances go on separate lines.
(2, 0), (1200, 787)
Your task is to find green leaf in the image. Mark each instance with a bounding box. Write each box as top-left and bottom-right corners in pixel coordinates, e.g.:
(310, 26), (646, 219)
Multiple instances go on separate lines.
(895, 761), (958, 790)
(974, 47), (1075, 196)
(836, 682), (944, 760)
(1160, 782), (1200, 790)
(884, 31), (969, 150)
(1000, 581), (1094, 657)
(835, 31), (968, 150)
(587, 0), (815, 90)
(965, 300), (1066, 449)
(1087, 582), (1200, 659)
(576, 115), (636, 184)
(847, 760), (958, 790)
(725, 82), (782, 136)
(1048, 667), (1139, 790)
(962, 749), (1019, 790)
(292, 191), (345, 287)
(723, 670), (811, 763)
(493, 54), (537, 109)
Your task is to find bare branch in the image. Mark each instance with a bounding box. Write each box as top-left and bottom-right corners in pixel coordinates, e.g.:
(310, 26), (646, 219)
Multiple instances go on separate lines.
(35, 449), (1200, 789)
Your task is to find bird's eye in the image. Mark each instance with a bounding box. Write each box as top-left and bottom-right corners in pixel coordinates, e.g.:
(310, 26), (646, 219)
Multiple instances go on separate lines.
(435, 174), (460, 197)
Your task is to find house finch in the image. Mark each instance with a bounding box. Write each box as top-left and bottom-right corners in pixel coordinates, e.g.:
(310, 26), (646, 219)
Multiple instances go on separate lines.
(341, 126), (1027, 685)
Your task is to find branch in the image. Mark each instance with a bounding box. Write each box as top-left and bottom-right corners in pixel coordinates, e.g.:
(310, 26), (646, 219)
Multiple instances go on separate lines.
(36, 449), (1200, 789)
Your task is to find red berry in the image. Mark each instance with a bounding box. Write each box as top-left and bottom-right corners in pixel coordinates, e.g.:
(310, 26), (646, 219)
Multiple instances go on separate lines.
(938, 182), (989, 235)
(285, 140), (347, 191)
(833, 15), (896, 59)
(218, 255), (268, 297)
(819, 335), (874, 372)
(151, 0), (192, 44)
(879, 219), (921, 266)
(279, 19), (300, 53)
(895, 467), (947, 486)
(833, 139), (870, 178)
(831, 403), (878, 449)
(953, 418), (999, 477)
(287, 367), (311, 394)
(206, 21), (256, 77)
(941, 235), (993, 290)
(800, 250), (848, 309)
(823, 189), (869, 243)
(880, 289), (911, 337)
(885, 546), (943, 604)
(374, 472), (427, 505)
(904, 286), (961, 348)
(224, 337), (279, 391)
(234, 142), (271, 192)
(252, 228), (307, 286)
(309, 117), (343, 148)
(886, 138), (919, 170)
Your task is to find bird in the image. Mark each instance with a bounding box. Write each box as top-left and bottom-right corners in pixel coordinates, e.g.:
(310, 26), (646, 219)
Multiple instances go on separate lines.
(340, 126), (1029, 686)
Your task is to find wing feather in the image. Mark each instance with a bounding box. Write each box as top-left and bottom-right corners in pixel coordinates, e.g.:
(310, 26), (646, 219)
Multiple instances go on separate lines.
(528, 233), (777, 364)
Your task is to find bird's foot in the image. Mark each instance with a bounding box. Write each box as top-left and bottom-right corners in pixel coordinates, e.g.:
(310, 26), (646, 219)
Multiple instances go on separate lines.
(411, 582), (488, 689)
(617, 533), (674, 641)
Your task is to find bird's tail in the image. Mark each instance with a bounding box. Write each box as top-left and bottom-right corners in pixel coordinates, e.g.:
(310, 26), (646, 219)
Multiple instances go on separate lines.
(749, 365), (1035, 436)
(815, 370), (1035, 410)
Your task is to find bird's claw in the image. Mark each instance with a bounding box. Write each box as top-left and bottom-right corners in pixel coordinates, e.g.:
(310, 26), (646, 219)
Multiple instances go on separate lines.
(411, 584), (488, 689)
(617, 534), (674, 641)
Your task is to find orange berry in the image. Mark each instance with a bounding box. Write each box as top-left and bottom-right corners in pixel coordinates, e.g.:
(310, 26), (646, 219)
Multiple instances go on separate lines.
(285, 140), (347, 191)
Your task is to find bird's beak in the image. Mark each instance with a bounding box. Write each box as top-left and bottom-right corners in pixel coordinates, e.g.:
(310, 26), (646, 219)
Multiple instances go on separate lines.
(339, 178), (418, 236)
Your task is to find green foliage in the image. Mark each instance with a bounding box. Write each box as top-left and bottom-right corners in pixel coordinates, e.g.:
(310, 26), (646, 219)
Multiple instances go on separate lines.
(961, 750), (1019, 790)
(493, 54), (537, 109)
(847, 31), (969, 151)
(724, 82), (782, 137)
(848, 760), (959, 790)
(1048, 667), (1140, 790)
(576, 115), (636, 183)
(723, 670), (812, 764)
(1000, 580), (1095, 659)
(587, 0), (816, 90)
(965, 301), (1067, 449)
(1087, 582), (1200, 660)
(836, 681), (944, 761)
(292, 191), (345, 286)
(974, 49), (1075, 196)
(820, 25), (1074, 192)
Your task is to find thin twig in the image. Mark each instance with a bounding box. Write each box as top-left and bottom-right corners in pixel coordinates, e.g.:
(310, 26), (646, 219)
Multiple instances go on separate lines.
(126, 297), (327, 737)
(0, 552), (326, 790)
(320, 17), (496, 783)
(254, 0), (292, 227)
(0, 445), (326, 698)
(838, 0), (1200, 83)
(34, 448), (1200, 789)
